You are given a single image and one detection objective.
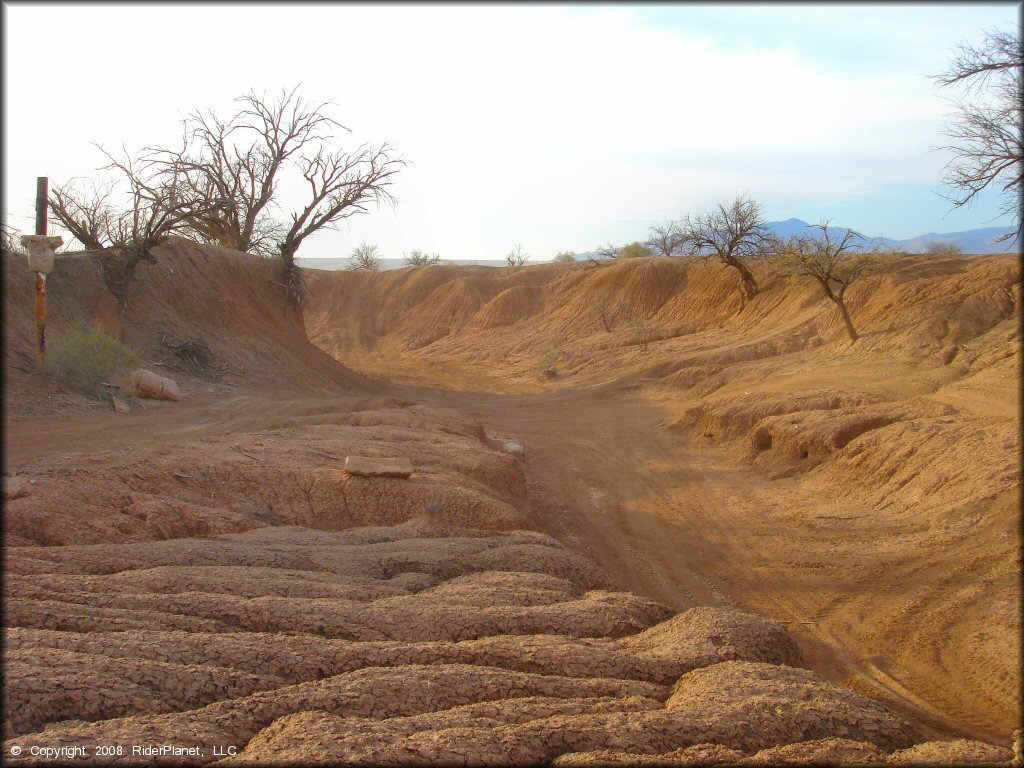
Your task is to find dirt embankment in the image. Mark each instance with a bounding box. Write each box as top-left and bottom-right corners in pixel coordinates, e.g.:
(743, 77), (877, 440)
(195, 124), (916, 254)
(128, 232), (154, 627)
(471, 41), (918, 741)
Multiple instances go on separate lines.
(305, 253), (1021, 745)
(2, 242), (1016, 765)
(3, 238), (361, 415)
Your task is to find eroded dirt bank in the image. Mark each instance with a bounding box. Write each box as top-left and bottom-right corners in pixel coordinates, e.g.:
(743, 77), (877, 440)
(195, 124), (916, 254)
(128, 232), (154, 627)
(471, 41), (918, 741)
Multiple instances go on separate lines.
(305, 252), (1022, 746)
(2, 242), (1018, 764)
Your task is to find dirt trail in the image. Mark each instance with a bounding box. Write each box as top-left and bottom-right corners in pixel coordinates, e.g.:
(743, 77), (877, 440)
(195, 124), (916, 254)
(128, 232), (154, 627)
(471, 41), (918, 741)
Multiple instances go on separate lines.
(393, 381), (1009, 744)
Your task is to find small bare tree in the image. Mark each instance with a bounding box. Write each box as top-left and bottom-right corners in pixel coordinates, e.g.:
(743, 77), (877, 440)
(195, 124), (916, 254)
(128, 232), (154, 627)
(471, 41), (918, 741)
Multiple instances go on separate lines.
(595, 243), (620, 260)
(778, 222), (874, 342)
(506, 243), (528, 268)
(646, 220), (685, 257)
(620, 305), (659, 352)
(403, 249), (442, 266)
(593, 295), (620, 332)
(680, 195), (775, 301)
(932, 28), (1023, 241)
(348, 242), (382, 271)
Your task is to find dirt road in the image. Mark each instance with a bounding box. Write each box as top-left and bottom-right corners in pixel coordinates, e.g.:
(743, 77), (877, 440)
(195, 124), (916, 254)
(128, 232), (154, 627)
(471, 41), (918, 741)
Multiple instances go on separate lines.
(391, 380), (1016, 746)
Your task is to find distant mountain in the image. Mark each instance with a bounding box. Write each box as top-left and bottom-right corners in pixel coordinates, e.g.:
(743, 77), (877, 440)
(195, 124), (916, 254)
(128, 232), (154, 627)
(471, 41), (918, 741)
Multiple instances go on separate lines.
(765, 219), (1018, 254)
(892, 226), (1019, 255)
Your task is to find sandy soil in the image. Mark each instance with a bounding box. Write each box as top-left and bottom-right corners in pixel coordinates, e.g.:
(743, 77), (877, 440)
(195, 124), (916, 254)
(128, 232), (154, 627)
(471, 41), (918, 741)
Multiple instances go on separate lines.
(2, 242), (1018, 764)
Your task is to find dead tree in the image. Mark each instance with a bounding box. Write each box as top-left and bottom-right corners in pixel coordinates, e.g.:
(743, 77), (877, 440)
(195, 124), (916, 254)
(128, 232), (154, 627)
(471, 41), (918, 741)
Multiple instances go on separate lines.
(47, 178), (119, 251)
(276, 142), (403, 300)
(779, 222), (873, 342)
(593, 295), (620, 332)
(146, 86), (339, 258)
(120, 86), (403, 304)
(646, 220), (685, 257)
(932, 28), (1023, 241)
(49, 144), (216, 335)
(680, 195), (775, 301)
(506, 243), (528, 269)
(348, 242), (382, 270)
(403, 249), (442, 266)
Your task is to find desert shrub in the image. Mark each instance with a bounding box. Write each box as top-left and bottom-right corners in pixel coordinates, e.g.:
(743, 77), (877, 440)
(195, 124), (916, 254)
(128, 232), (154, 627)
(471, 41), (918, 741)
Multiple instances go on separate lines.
(404, 249), (442, 266)
(617, 241), (654, 259)
(46, 324), (140, 396)
(348, 242), (382, 270)
(620, 306), (659, 352)
(553, 250), (576, 263)
(925, 240), (963, 256)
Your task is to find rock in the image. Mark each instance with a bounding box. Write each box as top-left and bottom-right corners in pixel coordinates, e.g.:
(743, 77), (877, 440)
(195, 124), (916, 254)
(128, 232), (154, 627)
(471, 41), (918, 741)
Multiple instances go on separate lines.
(3, 476), (32, 501)
(115, 369), (182, 402)
(502, 441), (526, 459)
(344, 456), (414, 479)
(112, 396), (131, 414)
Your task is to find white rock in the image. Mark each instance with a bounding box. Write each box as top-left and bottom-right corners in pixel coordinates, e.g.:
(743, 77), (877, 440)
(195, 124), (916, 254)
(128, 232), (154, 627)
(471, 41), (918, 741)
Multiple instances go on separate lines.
(115, 369), (182, 401)
(502, 441), (526, 459)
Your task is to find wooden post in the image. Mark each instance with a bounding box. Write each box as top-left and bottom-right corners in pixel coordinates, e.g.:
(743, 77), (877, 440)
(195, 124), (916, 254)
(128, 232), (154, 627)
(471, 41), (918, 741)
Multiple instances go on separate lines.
(35, 177), (48, 367)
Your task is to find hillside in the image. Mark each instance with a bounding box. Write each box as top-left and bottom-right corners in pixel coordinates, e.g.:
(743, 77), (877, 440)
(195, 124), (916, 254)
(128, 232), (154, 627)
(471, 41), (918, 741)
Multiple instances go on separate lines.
(3, 237), (362, 415)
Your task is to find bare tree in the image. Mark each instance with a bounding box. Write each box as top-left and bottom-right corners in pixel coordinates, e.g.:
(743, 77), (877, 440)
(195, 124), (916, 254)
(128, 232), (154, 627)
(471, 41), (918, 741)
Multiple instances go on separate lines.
(646, 220), (685, 257)
(277, 142), (401, 297)
(932, 28), (1023, 241)
(778, 222), (873, 342)
(595, 243), (619, 260)
(506, 243), (529, 269)
(47, 179), (119, 251)
(679, 195), (775, 301)
(2, 220), (27, 253)
(48, 144), (217, 334)
(620, 305), (659, 352)
(403, 249), (442, 266)
(593, 295), (620, 332)
(348, 242), (382, 271)
(146, 87), (340, 259)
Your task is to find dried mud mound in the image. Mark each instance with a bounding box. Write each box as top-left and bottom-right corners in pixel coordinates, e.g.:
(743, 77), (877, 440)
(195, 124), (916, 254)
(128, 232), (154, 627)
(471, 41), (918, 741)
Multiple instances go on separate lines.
(4, 520), (1007, 764)
(3, 238), (360, 413)
(3, 400), (528, 547)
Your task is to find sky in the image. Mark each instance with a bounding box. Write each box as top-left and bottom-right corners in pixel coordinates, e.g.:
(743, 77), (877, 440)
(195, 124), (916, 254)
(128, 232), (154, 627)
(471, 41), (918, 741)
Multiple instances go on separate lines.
(2, 2), (1021, 261)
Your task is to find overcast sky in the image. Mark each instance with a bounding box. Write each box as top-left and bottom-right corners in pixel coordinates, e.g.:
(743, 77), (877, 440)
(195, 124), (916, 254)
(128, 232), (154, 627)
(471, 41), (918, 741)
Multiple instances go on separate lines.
(3, 2), (1020, 261)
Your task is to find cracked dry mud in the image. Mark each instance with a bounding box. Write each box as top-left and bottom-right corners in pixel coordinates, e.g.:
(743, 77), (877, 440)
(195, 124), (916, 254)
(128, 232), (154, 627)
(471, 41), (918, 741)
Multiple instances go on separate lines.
(2, 240), (1018, 765)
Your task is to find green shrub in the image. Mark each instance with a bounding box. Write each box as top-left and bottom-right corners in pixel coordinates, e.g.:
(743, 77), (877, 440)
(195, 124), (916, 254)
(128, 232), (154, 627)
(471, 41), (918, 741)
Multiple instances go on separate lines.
(553, 251), (576, 264)
(617, 242), (654, 259)
(46, 324), (140, 396)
